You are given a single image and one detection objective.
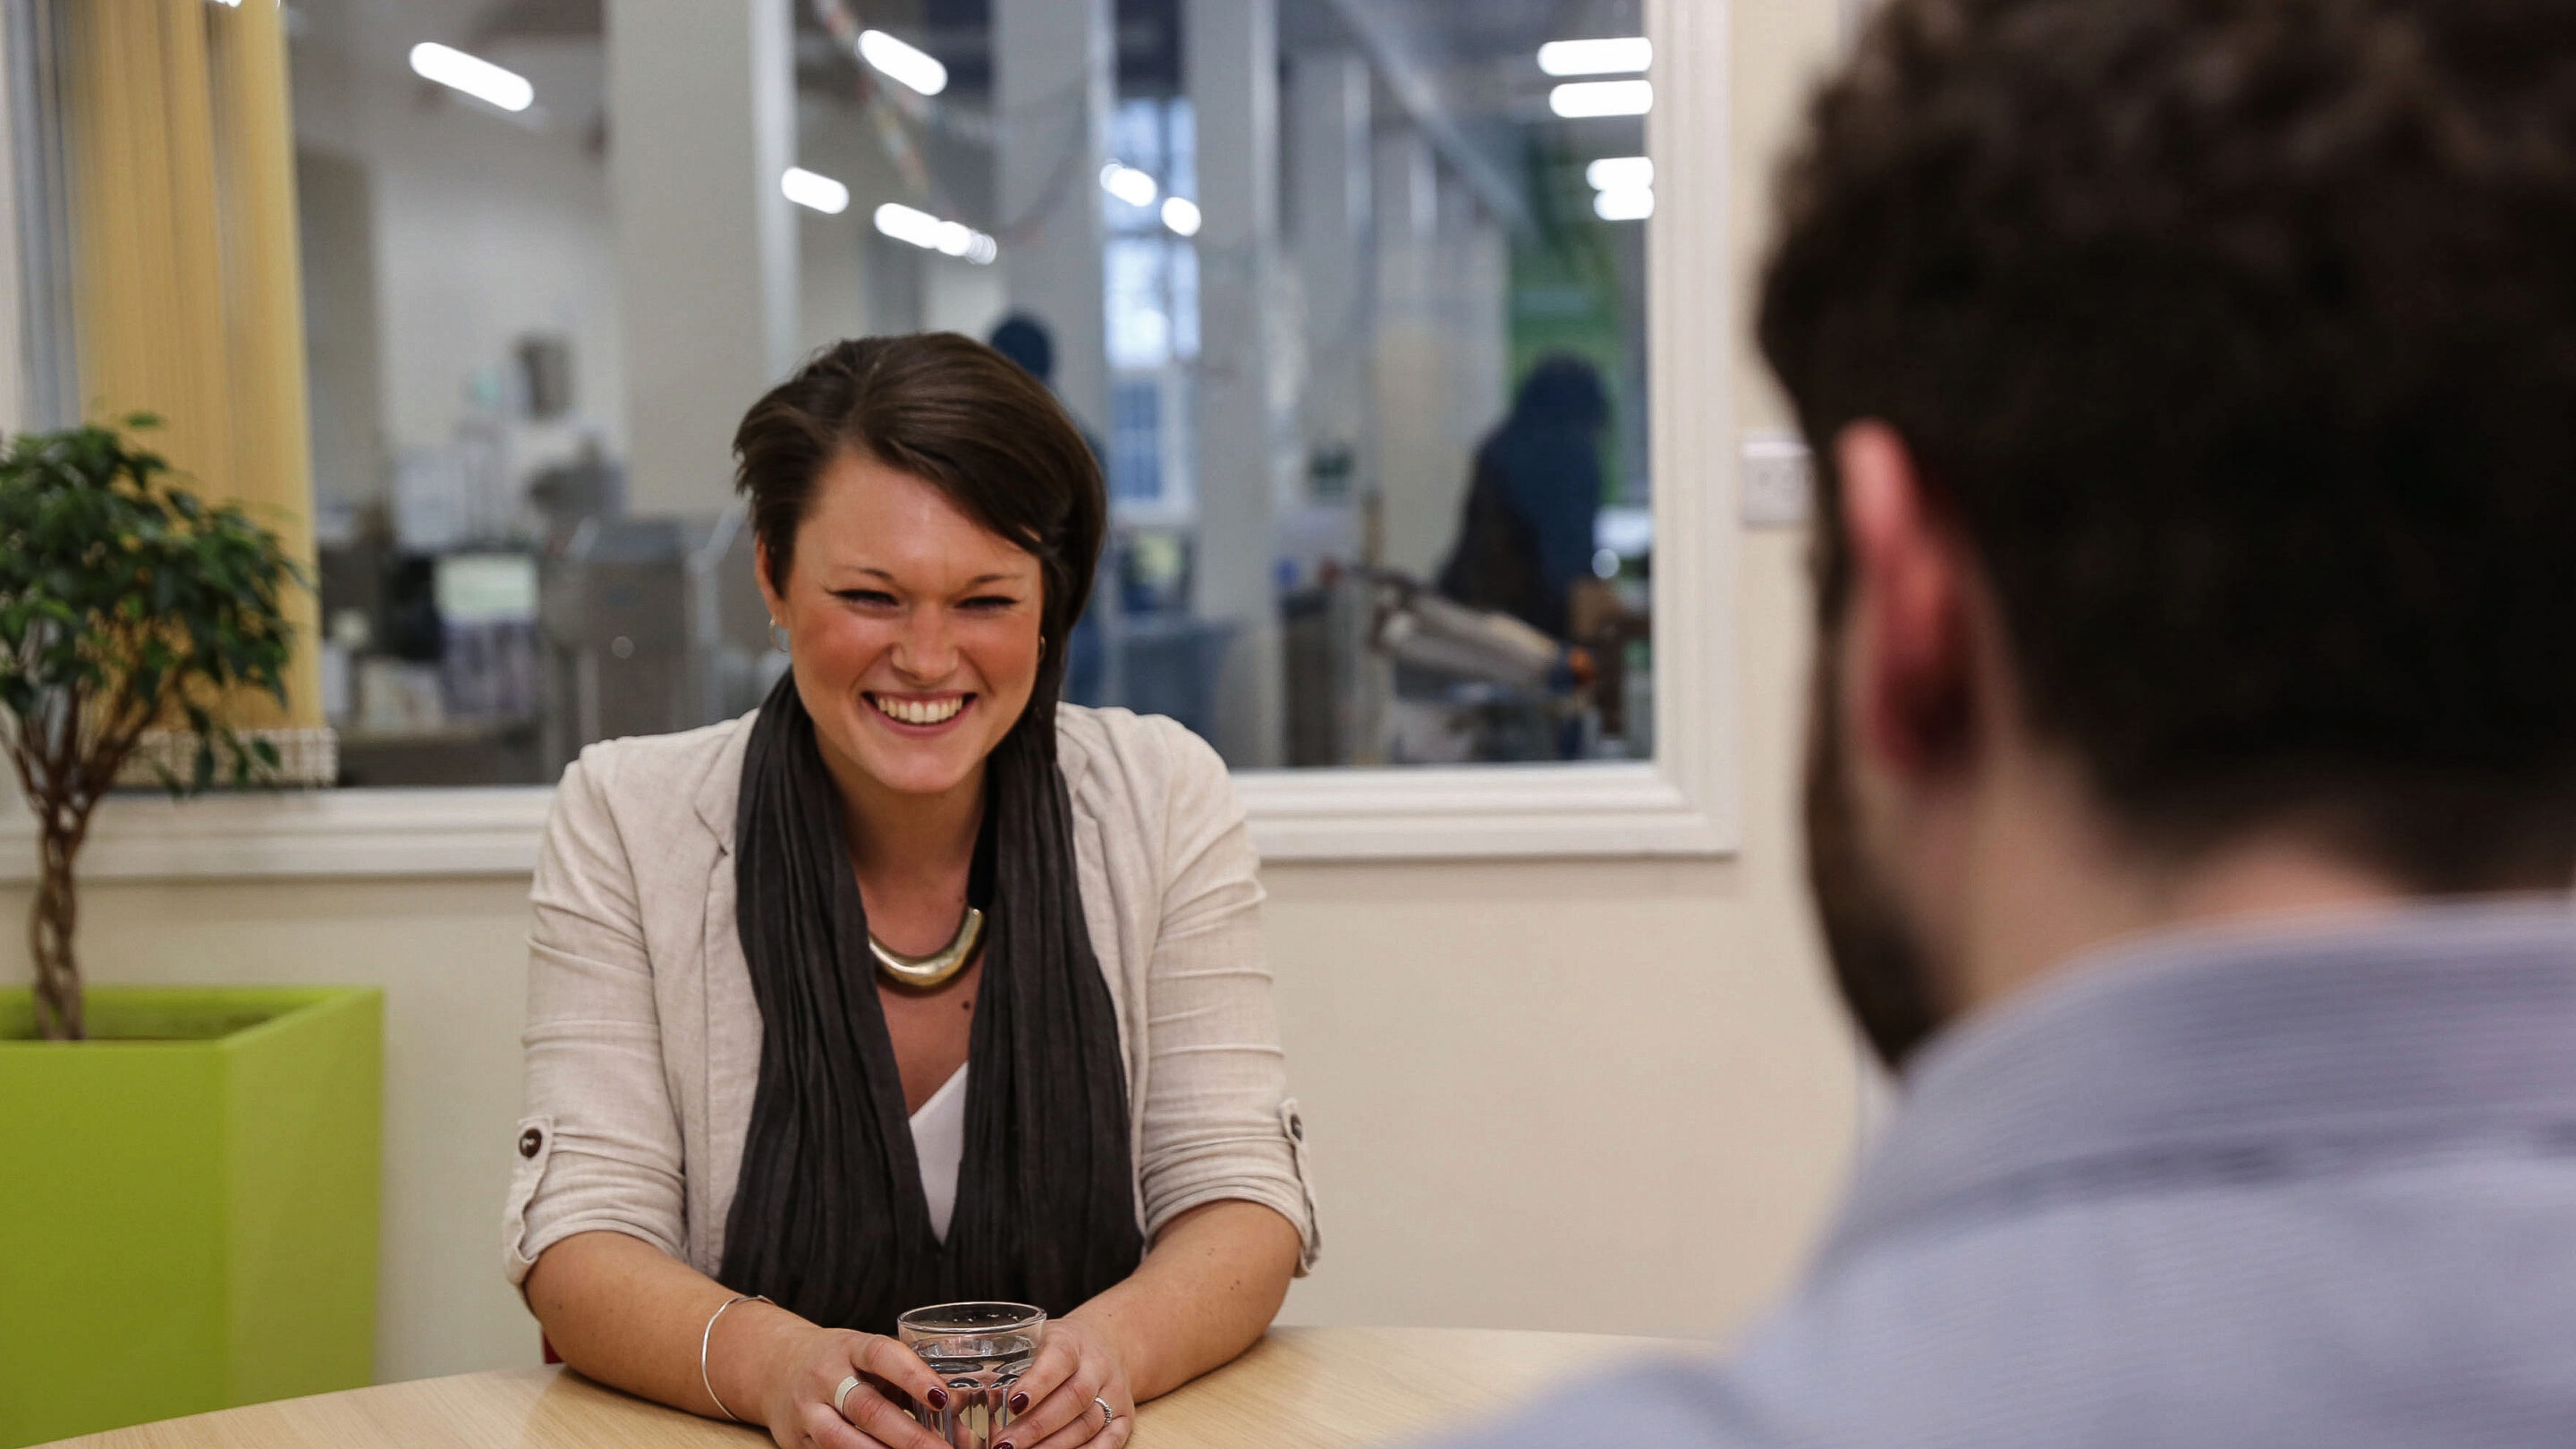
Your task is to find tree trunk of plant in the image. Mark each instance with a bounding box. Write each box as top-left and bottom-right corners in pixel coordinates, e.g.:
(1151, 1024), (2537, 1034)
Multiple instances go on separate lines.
(30, 825), (84, 1041)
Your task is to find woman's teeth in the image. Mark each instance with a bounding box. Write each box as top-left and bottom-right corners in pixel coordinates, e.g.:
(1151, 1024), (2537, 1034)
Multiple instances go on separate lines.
(874, 694), (965, 726)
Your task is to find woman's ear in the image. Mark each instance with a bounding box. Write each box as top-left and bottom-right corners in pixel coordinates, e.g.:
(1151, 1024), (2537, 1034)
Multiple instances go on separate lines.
(753, 540), (786, 621)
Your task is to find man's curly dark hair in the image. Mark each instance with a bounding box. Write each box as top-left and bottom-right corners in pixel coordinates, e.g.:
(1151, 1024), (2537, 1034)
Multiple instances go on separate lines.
(1760, 0), (2576, 886)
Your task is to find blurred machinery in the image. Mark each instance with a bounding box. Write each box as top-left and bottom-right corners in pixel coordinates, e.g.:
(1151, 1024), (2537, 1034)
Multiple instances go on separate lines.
(537, 506), (775, 775)
(689, 506), (789, 730)
(1375, 577), (1581, 689)
(1281, 563), (1374, 767)
(1360, 569), (1601, 765)
(1117, 615), (1238, 749)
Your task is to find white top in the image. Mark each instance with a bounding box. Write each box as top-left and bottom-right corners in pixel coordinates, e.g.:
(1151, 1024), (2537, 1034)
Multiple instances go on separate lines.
(505, 704), (1319, 1285)
(911, 1065), (969, 1242)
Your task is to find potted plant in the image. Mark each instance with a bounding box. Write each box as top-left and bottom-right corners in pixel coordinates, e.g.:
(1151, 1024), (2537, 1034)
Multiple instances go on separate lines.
(0, 420), (381, 1447)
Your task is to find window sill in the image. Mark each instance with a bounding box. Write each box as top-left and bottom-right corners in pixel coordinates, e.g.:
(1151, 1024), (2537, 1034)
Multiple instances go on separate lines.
(0, 751), (1733, 884)
(0, 787), (558, 883)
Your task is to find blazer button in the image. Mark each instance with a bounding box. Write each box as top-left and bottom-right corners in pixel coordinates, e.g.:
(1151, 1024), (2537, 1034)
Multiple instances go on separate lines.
(520, 1128), (544, 1158)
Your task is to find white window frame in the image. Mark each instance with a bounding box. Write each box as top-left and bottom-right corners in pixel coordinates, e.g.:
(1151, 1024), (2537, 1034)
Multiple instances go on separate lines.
(0, 0), (1736, 882)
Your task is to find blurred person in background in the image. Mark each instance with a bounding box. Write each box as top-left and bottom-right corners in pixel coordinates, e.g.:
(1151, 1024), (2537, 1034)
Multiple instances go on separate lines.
(1435, 0), (2576, 1445)
(1436, 353), (1610, 641)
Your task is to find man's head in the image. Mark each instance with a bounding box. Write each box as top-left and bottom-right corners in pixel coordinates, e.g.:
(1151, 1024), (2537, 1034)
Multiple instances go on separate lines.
(1760, 0), (2576, 1068)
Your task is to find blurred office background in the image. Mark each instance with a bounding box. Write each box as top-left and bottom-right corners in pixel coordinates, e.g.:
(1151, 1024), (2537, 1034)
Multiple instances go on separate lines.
(266, 0), (1654, 784)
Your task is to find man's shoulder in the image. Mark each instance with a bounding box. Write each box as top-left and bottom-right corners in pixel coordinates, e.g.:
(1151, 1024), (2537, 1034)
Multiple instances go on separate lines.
(1438, 1144), (2576, 1449)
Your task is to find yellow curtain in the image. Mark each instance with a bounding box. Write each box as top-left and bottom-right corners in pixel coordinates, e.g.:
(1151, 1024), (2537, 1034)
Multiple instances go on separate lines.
(66, 0), (321, 730)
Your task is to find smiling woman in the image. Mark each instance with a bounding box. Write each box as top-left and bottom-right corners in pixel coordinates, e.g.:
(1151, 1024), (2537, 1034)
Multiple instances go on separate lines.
(743, 360), (1065, 829)
(511, 334), (1318, 1449)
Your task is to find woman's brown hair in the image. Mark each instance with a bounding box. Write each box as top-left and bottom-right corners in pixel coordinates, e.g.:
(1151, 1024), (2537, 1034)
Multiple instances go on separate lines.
(722, 335), (1143, 1325)
(732, 332), (1106, 709)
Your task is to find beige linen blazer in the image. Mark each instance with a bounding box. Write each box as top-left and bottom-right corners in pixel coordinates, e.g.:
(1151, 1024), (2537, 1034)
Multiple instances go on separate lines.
(504, 703), (1318, 1287)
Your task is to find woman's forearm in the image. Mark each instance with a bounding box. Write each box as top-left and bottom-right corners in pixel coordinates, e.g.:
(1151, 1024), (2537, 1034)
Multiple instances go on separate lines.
(524, 1229), (817, 1424)
(530, 1203), (1298, 1423)
(1065, 1199), (1304, 1402)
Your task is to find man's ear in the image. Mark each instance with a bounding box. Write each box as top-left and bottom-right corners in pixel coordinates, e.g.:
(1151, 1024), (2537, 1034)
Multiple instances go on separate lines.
(1834, 420), (1974, 775)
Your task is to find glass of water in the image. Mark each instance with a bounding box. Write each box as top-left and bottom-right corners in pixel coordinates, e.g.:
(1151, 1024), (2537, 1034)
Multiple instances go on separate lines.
(897, 1301), (1046, 1449)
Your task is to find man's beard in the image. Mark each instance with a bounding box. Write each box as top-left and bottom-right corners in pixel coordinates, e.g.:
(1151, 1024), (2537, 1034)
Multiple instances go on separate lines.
(1802, 640), (1946, 1072)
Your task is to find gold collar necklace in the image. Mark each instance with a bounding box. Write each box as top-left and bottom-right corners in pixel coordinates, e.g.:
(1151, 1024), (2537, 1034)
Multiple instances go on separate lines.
(870, 906), (986, 989)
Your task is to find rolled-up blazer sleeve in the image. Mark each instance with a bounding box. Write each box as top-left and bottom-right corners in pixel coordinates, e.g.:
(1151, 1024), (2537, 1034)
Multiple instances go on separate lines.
(504, 746), (689, 1284)
(1132, 720), (1321, 1270)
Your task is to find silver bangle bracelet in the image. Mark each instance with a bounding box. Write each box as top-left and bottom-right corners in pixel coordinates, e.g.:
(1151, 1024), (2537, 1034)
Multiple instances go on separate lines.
(699, 1292), (772, 1422)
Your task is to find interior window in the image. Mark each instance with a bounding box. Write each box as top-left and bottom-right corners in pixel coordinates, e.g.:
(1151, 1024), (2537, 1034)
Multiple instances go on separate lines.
(275, 0), (1651, 784)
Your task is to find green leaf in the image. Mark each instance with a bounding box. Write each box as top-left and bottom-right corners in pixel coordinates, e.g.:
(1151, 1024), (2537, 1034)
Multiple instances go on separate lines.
(0, 419), (309, 803)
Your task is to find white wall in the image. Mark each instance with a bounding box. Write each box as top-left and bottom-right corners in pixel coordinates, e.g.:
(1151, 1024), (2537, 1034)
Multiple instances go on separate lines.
(4, 0), (1860, 1383)
(365, 98), (623, 464)
(292, 35), (625, 495)
(924, 258), (1011, 343)
(791, 92), (1012, 359)
(791, 93), (884, 358)
(296, 148), (386, 505)
(1369, 133), (1512, 581)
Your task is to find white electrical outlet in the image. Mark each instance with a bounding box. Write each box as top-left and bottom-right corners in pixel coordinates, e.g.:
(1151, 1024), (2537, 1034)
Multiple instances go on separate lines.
(1741, 431), (1816, 528)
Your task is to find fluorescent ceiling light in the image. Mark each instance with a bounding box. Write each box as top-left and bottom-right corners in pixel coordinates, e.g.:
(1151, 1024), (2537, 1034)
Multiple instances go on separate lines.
(409, 42), (533, 113)
(1101, 162), (1159, 208)
(1538, 37), (1652, 77)
(859, 29), (947, 97)
(1550, 80), (1653, 119)
(1585, 156), (1654, 191)
(1593, 186), (1655, 222)
(874, 202), (997, 265)
(781, 167), (850, 215)
(1160, 196), (1202, 237)
(875, 202), (943, 249)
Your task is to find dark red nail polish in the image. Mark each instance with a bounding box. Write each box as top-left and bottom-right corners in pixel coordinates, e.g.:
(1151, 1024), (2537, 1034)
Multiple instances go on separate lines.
(928, 1388), (949, 1410)
(1008, 1392), (1029, 1412)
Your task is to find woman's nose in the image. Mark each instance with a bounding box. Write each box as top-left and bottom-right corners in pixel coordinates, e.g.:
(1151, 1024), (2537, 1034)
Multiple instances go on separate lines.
(889, 606), (959, 680)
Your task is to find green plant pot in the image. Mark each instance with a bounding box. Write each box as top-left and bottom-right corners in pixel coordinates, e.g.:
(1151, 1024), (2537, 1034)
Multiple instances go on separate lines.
(0, 987), (382, 1448)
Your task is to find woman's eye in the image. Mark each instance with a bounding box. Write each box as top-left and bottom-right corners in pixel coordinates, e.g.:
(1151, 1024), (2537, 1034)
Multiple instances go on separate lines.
(835, 589), (897, 607)
(960, 595), (1020, 612)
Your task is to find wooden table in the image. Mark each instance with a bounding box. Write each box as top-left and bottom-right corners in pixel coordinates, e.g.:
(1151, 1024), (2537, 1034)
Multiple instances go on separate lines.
(48, 1326), (1702, 1449)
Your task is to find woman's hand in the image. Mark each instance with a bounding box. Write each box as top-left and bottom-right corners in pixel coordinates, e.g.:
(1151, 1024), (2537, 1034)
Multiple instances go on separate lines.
(757, 1326), (954, 1449)
(994, 1318), (1133, 1449)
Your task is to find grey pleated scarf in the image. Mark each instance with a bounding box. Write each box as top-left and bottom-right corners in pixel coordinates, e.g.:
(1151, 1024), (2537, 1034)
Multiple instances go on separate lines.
(717, 670), (1143, 1330)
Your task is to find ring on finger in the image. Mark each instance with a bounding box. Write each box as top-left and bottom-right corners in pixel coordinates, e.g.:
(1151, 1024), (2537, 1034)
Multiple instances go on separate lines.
(1096, 1395), (1116, 1433)
(833, 1374), (863, 1419)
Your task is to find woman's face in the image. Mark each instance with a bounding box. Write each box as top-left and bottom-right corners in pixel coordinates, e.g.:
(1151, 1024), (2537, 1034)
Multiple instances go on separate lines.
(758, 448), (1046, 806)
